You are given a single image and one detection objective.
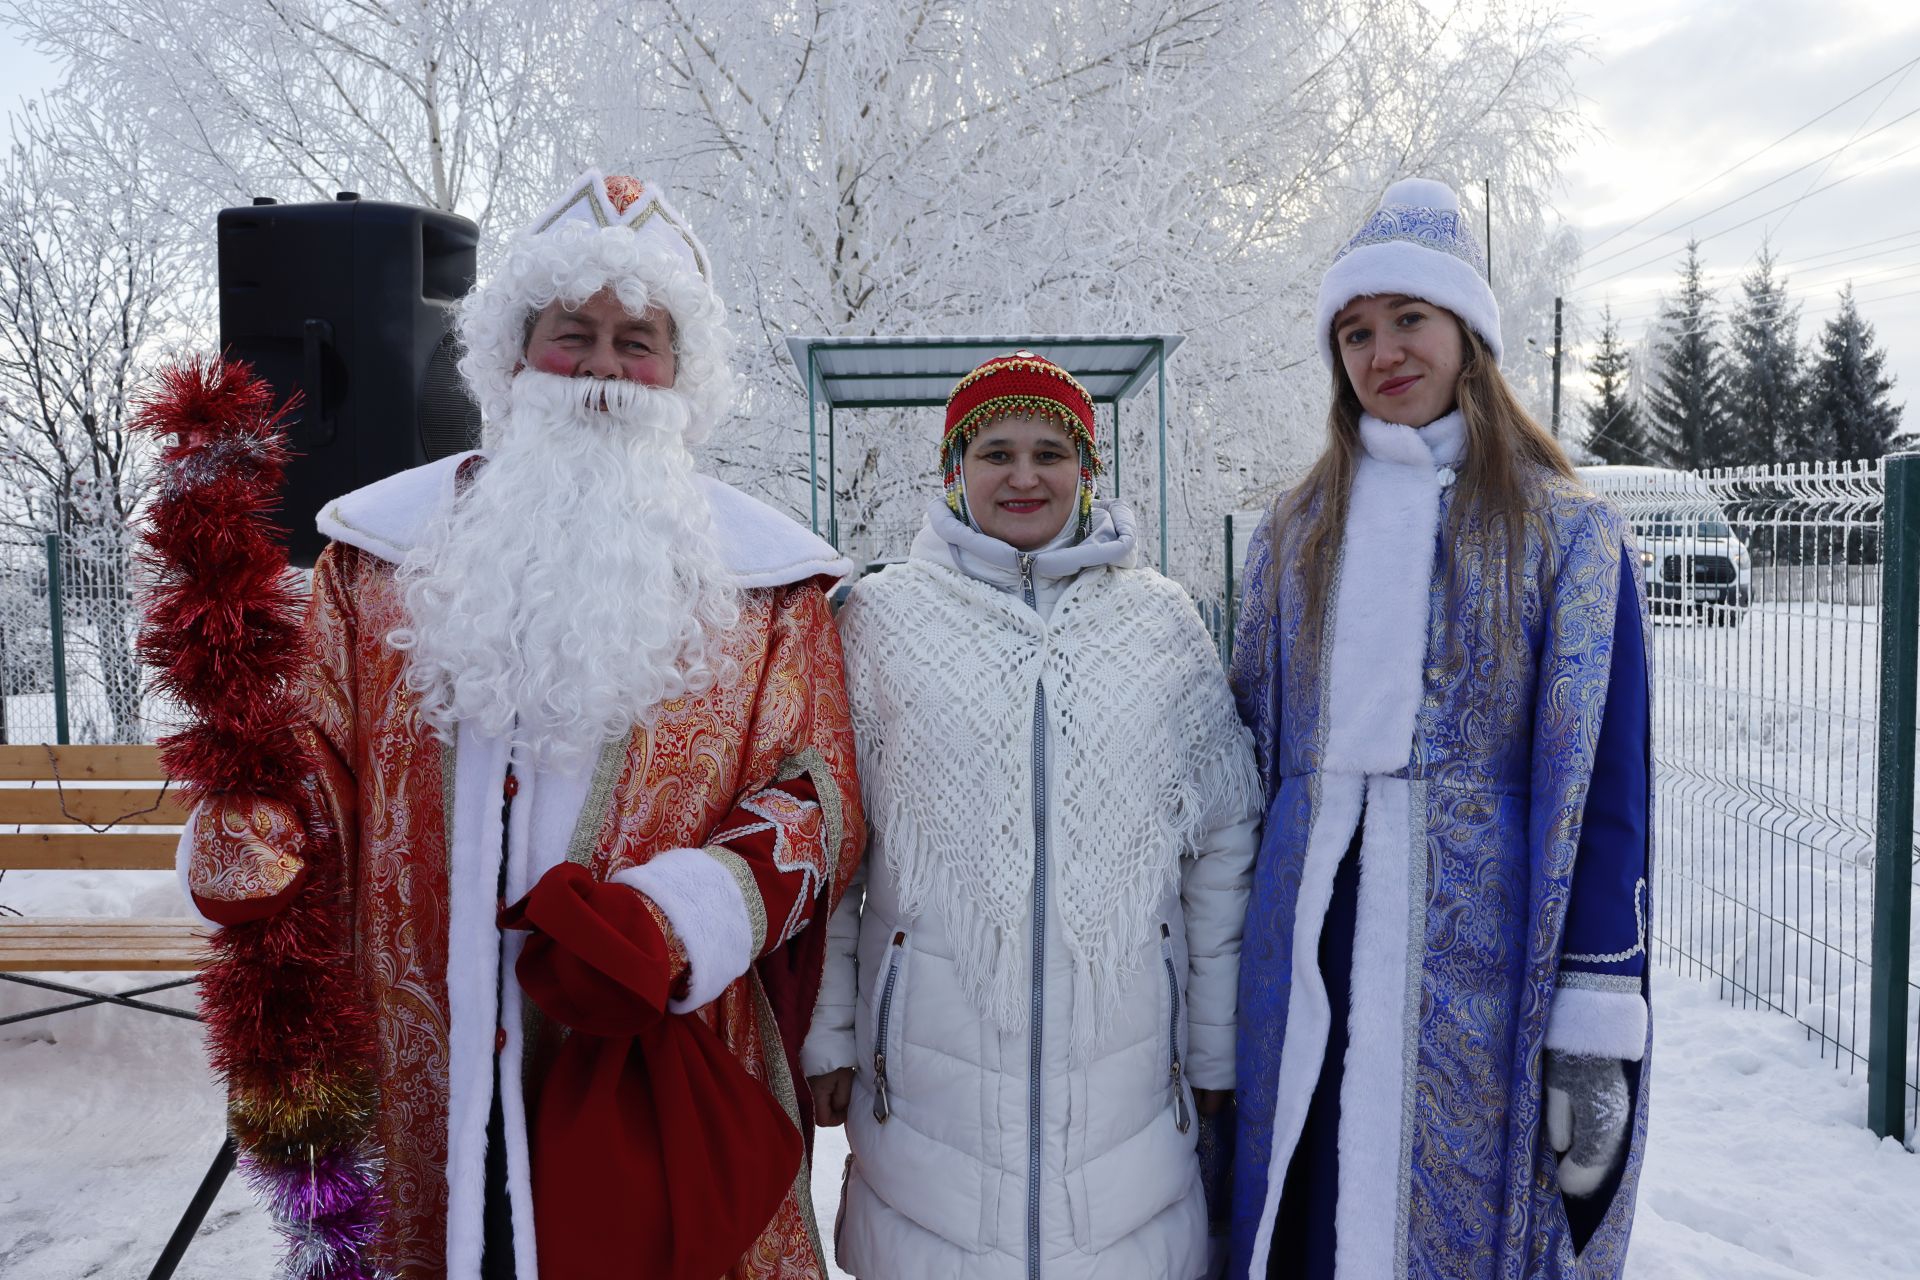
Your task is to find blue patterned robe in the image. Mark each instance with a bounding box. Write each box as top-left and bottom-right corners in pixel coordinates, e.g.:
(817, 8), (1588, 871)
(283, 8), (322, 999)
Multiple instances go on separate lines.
(1227, 454), (1651, 1280)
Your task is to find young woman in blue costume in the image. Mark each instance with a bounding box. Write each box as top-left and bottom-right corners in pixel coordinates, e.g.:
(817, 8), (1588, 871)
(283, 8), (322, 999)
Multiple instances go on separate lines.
(1227, 179), (1651, 1279)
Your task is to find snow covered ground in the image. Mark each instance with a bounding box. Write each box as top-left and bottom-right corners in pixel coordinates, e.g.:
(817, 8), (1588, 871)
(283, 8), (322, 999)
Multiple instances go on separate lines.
(3, 892), (1916, 1280)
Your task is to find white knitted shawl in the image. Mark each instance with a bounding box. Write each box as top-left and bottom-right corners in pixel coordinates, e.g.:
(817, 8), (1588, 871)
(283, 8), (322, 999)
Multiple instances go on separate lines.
(839, 557), (1260, 1056)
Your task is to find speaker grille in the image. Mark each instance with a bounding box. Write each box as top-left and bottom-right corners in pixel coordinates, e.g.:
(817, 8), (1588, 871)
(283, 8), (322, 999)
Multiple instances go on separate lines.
(419, 330), (482, 459)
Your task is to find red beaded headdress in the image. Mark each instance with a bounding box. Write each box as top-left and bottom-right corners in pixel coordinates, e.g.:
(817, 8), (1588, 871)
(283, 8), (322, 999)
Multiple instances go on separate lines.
(941, 351), (1098, 465)
(940, 351), (1100, 539)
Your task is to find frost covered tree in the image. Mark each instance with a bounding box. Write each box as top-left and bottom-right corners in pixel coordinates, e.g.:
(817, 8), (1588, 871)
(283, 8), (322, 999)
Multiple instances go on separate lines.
(1582, 308), (1652, 466)
(581, 0), (1587, 580)
(0, 93), (200, 741)
(2, 0), (588, 229)
(1725, 245), (1805, 467)
(8, 0), (1588, 595)
(1806, 285), (1903, 463)
(1646, 242), (1730, 470)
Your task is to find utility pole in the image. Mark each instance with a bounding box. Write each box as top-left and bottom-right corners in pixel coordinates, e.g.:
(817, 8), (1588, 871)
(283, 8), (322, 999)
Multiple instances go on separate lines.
(1551, 296), (1564, 438)
(1482, 177), (1493, 288)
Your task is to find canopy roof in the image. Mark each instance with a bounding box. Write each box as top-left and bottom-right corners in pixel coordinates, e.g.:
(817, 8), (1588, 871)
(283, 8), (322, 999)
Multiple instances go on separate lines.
(783, 333), (1186, 408)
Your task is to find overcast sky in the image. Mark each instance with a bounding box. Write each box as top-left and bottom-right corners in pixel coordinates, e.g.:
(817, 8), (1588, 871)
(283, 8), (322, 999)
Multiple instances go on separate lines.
(4, 5), (1918, 437)
(1556, 0), (1920, 435)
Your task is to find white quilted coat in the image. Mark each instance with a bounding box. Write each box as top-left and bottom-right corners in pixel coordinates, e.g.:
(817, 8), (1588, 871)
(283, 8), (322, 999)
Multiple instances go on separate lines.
(803, 500), (1260, 1280)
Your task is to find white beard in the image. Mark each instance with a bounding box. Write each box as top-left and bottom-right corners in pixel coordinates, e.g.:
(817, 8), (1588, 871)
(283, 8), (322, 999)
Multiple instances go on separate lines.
(390, 371), (741, 769)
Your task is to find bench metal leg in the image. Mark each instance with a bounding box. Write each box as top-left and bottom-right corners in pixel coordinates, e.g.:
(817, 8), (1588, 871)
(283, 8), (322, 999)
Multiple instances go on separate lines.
(147, 1134), (236, 1280)
(0, 972), (200, 1024)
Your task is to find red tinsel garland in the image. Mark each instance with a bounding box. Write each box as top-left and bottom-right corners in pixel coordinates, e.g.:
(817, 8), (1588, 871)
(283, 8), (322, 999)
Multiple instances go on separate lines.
(133, 357), (388, 1279)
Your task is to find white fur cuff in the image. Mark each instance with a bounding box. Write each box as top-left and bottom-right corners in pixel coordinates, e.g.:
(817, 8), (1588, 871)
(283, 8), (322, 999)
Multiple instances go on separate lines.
(612, 848), (755, 1013)
(1545, 986), (1648, 1062)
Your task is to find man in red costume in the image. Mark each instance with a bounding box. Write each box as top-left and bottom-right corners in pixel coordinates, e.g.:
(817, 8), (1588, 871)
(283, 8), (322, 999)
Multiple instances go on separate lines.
(178, 170), (863, 1279)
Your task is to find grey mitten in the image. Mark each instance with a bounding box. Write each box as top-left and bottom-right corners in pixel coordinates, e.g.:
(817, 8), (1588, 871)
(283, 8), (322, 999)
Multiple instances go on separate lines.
(1544, 1051), (1630, 1198)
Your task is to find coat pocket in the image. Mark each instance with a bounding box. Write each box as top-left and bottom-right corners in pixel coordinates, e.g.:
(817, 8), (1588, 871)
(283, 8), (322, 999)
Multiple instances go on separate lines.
(870, 929), (909, 1123)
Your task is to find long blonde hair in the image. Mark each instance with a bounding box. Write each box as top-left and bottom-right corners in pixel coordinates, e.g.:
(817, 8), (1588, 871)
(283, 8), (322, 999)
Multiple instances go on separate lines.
(1270, 320), (1578, 650)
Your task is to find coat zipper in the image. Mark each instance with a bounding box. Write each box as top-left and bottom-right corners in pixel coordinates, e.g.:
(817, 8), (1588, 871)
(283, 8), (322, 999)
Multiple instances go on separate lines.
(1022, 552), (1047, 1280)
(872, 930), (907, 1123)
(1160, 923), (1192, 1135)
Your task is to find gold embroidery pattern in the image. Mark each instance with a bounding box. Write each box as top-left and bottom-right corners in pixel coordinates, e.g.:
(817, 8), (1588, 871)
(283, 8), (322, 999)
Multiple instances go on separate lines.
(188, 796), (306, 901)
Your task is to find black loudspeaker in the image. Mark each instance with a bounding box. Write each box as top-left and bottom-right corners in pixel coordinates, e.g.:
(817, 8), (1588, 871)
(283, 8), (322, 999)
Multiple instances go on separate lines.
(218, 192), (483, 566)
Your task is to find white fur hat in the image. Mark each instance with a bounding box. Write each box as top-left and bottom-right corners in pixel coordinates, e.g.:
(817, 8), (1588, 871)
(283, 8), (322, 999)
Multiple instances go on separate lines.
(1315, 178), (1502, 369)
(456, 170), (735, 444)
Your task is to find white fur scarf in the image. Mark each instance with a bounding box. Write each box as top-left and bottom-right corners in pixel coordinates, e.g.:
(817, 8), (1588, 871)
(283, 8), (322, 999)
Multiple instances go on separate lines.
(839, 560), (1260, 1059)
(1322, 410), (1465, 773)
(1249, 408), (1469, 1279)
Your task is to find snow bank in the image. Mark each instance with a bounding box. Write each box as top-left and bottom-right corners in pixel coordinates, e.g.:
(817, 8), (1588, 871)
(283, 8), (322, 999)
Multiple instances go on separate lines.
(5, 876), (1915, 1280)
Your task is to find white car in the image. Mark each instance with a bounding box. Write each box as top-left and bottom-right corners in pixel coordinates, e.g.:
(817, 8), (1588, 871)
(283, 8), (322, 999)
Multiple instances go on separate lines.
(1577, 465), (1753, 625)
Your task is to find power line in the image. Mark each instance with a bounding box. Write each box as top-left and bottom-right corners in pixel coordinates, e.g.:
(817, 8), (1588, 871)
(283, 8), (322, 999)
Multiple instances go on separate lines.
(1578, 53), (1920, 258)
(1605, 259), (1920, 327)
(1589, 234), (1920, 320)
(1571, 277), (1920, 355)
(1768, 55), (1919, 243)
(1573, 106), (1920, 282)
(1790, 227), (1920, 265)
(1576, 135), (1920, 292)
(1786, 241), (1920, 278)
(1826, 283), (1920, 312)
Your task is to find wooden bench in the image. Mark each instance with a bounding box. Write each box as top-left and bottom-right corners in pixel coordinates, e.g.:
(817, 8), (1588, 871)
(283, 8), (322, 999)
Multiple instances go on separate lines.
(0, 743), (206, 1006)
(0, 743), (233, 1280)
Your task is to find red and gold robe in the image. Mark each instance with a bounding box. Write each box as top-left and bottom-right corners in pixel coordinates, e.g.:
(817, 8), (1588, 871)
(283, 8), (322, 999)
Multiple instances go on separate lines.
(183, 455), (863, 1279)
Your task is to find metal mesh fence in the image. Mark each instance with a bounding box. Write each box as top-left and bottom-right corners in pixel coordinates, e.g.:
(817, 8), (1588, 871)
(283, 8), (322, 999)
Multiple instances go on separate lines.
(0, 532), (151, 745)
(1581, 462), (1917, 1143)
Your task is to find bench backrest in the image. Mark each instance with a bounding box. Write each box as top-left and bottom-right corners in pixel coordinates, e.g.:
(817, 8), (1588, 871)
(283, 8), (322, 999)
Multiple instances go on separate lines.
(0, 745), (209, 974)
(0, 745), (184, 872)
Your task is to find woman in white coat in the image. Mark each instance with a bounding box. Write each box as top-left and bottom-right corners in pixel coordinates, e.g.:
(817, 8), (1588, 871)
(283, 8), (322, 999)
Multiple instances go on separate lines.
(803, 351), (1261, 1280)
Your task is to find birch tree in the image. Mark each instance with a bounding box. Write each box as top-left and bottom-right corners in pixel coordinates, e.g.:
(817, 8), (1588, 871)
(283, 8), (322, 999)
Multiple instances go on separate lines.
(4, 0), (590, 229)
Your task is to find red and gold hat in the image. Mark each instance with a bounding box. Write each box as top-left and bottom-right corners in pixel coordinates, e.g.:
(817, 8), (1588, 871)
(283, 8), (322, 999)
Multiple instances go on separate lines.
(940, 351), (1101, 539)
(940, 351), (1099, 469)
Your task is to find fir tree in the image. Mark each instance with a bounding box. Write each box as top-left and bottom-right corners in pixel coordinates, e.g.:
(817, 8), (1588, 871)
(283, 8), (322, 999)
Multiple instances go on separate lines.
(1645, 241), (1732, 469)
(1583, 308), (1652, 465)
(1808, 285), (1905, 461)
(1726, 245), (1806, 465)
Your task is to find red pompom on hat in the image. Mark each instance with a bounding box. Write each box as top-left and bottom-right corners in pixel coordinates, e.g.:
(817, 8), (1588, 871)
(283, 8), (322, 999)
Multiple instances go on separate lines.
(941, 350), (1099, 469)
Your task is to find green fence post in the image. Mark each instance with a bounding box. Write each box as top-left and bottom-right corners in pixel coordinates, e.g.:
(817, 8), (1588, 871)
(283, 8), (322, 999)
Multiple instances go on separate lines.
(1870, 451), (1919, 1142)
(44, 532), (70, 746)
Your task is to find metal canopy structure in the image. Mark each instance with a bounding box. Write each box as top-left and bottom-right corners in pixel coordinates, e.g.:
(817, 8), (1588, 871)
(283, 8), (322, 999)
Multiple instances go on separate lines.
(783, 334), (1186, 570)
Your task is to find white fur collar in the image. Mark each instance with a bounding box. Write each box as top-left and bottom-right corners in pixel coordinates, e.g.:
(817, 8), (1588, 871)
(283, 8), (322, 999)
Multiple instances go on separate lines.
(1319, 412), (1462, 775)
(314, 451), (852, 588)
(1357, 408), (1467, 468)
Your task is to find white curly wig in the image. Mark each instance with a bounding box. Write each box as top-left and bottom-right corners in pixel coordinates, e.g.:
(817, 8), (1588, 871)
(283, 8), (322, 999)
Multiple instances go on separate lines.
(455, 220), (736, 444)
